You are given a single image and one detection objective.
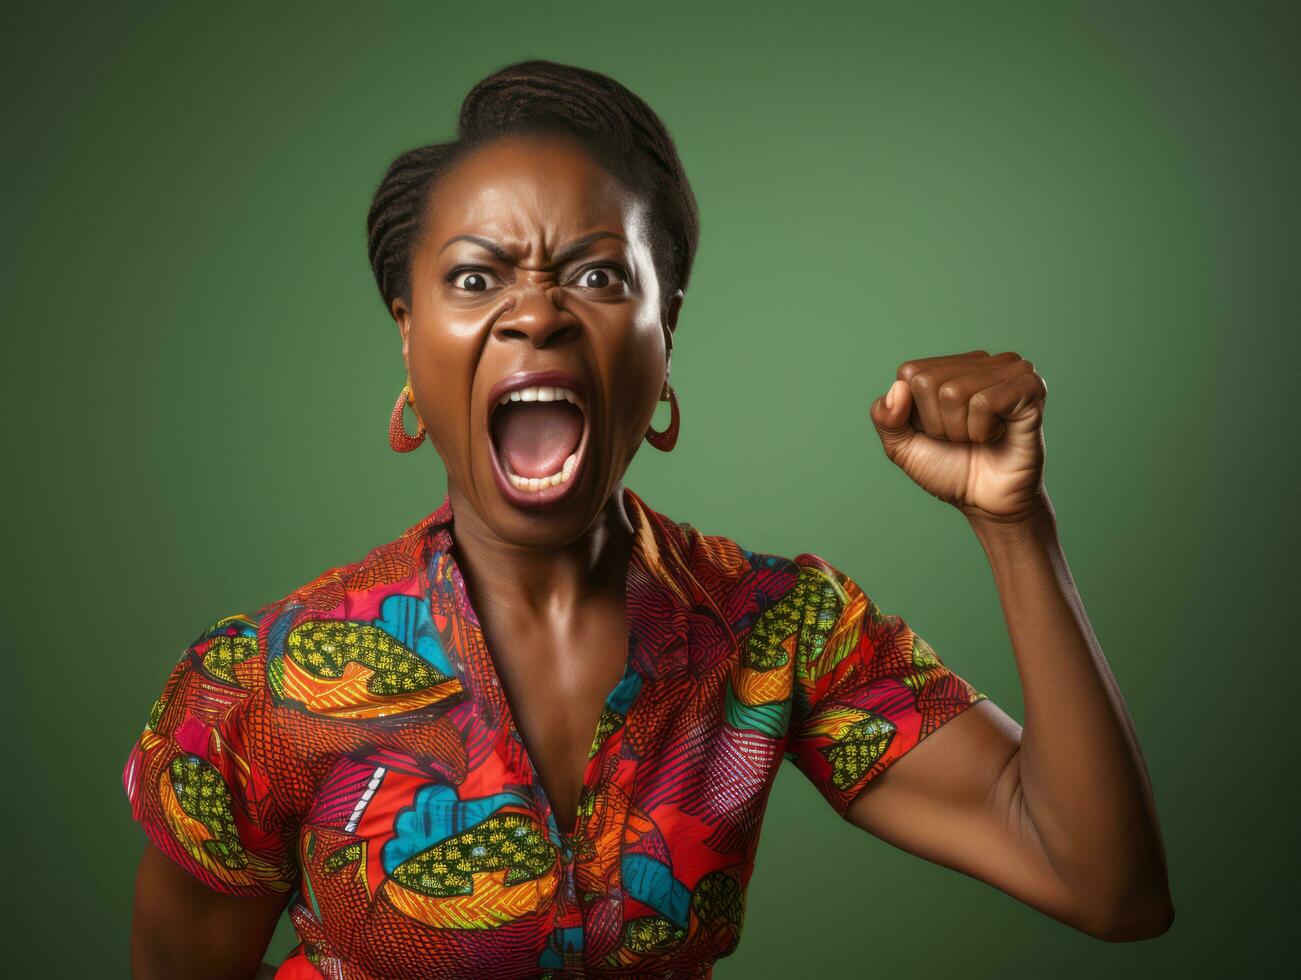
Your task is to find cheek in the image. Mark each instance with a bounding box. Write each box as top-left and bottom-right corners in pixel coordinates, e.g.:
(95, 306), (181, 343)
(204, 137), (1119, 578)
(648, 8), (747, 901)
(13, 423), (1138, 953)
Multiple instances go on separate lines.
(601, 313), (667, 433)
(405, 321), (475, 456)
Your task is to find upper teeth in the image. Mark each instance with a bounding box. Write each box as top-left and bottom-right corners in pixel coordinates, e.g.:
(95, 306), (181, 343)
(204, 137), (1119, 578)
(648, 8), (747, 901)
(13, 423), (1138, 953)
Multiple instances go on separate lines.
(497, 386), (580, 407)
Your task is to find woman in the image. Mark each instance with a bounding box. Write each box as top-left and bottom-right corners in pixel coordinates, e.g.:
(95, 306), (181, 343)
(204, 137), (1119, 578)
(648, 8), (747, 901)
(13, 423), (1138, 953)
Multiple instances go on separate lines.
(124, 60), (1173, 978)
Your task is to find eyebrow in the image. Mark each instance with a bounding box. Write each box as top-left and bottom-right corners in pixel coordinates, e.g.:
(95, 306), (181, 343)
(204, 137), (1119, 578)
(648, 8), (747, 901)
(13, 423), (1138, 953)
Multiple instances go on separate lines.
(437, 231), (626, 267)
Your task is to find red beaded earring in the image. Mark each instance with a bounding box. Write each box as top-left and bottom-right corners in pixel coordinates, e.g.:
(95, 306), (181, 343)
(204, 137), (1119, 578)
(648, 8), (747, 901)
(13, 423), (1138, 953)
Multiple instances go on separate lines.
(389, 380), (427, 453)
(645, 380), (680, 452)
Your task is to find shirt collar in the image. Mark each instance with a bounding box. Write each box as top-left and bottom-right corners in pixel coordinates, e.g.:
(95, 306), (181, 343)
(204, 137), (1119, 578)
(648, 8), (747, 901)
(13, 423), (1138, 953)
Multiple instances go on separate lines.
(406, 487), (703, 724)
(408, 486), (686, 583)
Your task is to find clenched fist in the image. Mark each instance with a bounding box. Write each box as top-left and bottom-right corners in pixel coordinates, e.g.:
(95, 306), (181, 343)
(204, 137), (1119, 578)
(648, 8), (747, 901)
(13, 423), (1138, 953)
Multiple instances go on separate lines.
(869, 350), (1050, 525)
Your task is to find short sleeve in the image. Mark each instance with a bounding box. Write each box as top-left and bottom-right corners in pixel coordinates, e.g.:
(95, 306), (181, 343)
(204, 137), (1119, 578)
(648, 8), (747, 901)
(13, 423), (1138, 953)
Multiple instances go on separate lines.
(121, 612), (299, 896)
(784, 553), (989, 817)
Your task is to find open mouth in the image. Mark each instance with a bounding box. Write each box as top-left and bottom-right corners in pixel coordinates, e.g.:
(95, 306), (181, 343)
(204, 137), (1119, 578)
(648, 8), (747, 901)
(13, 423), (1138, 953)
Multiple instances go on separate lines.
(486, 372), (590, 508)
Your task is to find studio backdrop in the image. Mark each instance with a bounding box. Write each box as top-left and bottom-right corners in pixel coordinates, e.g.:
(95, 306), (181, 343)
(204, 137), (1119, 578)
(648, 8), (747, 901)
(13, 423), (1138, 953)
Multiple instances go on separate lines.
(3, 1), (1295, 976)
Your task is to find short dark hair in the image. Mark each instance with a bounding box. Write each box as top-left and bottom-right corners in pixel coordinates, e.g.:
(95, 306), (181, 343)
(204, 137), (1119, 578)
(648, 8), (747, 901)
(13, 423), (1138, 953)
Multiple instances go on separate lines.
(366, 60), (699, 320)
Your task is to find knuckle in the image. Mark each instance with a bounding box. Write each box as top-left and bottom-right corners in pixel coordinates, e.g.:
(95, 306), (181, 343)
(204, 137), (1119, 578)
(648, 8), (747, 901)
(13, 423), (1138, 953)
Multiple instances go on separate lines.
(937, 383), (964, 405)
(969, 396), (996, 426)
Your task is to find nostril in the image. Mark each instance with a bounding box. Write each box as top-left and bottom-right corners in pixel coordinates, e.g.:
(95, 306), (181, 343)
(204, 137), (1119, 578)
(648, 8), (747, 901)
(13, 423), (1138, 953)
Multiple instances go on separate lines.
(541, 322), (580, 347)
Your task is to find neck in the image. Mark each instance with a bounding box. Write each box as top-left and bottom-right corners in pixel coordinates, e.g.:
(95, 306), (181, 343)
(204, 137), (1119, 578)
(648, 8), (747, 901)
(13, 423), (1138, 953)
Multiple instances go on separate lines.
(444, 481), (636, 617)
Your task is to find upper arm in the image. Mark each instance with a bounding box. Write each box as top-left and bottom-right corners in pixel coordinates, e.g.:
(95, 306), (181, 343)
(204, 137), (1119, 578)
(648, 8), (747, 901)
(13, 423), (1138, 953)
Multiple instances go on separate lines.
(122, 612), (302, 975)
(782, 555), (1085, 931)
(121, 612), (299, 895)
(841, 698), (1085, 930)
(131, 840), (289, 980)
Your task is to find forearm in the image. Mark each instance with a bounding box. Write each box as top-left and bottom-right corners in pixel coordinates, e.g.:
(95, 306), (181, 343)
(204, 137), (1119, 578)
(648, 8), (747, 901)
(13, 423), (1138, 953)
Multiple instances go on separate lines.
(969, 495), (1172, 936)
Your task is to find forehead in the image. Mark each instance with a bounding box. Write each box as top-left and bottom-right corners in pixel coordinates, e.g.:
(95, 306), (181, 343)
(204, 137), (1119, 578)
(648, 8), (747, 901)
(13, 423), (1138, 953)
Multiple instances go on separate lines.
(424, 135), (642, 249)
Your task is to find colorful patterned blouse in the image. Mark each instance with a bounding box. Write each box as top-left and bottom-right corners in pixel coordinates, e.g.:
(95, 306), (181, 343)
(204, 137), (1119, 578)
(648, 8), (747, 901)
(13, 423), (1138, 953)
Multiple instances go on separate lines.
(122, 486), (987, 978)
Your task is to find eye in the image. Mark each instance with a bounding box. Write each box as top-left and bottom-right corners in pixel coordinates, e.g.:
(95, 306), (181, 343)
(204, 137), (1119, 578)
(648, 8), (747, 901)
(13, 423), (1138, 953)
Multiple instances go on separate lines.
(447, 268), (501, 292)
(573, 265), (627, 290)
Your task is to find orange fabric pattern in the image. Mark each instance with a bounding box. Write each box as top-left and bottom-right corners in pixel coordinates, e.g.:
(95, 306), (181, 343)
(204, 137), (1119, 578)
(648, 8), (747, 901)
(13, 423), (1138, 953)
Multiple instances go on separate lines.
(122, 487), (987, 977)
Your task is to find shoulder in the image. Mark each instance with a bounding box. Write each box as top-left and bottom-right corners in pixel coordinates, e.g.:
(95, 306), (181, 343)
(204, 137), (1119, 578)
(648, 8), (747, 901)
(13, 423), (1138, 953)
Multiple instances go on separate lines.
(258, 511), (436, 623)
(652, 506), (855, 614)
(163, 513), (440, 712)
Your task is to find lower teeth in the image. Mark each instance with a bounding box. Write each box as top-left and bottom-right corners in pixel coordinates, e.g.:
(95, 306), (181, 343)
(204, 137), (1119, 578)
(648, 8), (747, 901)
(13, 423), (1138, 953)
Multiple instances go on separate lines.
(505, 452), (578, 492)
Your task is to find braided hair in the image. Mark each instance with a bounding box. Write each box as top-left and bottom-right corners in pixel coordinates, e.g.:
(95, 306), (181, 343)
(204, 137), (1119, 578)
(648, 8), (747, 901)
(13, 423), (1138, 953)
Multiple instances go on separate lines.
(366, 60), (699, 320)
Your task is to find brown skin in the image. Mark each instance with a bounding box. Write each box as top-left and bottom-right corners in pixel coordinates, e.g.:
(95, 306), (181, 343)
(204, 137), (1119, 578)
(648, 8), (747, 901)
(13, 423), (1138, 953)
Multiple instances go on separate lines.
(391, 134), (681, 834)
(131, 841), (289, 978)
(851, 356), (1174, 941)
(130, 136), (1172, 974)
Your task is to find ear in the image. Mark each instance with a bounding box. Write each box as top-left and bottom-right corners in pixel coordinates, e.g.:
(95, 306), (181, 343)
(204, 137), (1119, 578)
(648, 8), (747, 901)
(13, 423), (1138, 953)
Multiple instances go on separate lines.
(391, 297), (412, 374)
(662, 290), (684, 366)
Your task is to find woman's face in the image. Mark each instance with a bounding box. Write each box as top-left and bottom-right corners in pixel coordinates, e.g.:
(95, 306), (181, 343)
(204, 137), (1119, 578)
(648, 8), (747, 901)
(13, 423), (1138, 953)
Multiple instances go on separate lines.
(393, 134), (681, 546)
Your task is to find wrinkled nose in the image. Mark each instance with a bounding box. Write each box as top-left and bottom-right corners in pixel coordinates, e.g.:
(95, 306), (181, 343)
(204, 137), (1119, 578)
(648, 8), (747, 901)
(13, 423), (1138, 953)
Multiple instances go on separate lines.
(491, 281), (576, 348)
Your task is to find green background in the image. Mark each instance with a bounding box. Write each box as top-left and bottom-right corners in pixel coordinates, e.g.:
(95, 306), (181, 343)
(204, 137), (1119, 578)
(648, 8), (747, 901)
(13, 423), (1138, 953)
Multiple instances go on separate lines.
(4, 0), (1295, 975)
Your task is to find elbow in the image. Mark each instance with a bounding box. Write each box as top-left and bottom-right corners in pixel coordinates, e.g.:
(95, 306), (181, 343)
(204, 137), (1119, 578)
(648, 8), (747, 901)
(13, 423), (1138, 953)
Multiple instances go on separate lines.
(1078, 888), (1175, 943)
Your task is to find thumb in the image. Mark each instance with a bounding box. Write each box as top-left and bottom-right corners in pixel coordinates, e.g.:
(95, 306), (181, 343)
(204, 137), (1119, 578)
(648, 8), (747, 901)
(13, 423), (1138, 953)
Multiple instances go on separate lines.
(870, 379), (917, 462)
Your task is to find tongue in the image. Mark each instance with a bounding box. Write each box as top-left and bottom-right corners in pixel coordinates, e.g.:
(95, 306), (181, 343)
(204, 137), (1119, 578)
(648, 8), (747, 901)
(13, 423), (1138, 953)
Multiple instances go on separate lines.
(491, 402), (583, 478)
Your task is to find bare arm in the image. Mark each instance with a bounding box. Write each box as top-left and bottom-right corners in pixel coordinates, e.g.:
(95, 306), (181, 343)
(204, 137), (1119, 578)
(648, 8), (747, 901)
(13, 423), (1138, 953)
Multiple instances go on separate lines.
(845, 351), (1174, 940)
(845, 503), (1174, 941)
(131, 841), (290, 979)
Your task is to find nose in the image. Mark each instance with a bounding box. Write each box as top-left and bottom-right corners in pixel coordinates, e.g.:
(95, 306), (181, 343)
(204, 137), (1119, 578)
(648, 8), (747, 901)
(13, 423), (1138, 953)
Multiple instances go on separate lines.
(491, 280), (578, 348)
